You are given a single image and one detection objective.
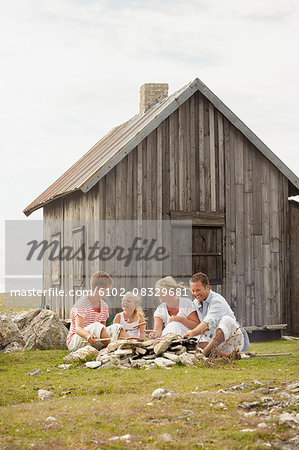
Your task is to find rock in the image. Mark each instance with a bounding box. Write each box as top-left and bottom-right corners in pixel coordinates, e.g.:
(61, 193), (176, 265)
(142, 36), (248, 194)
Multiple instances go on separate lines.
(163, 352), (180, 362)
(38, 389), (55, 401)
(27, 368), (41, 376)
(258, 423), (267, 429)
(0, 315), (25, 351)
(239, 401), (261, 410)
(163, 333), (180, 341)
(151, 388), (174, 400)
(109, 434), (133, 442)
(106, 341), (121, 352)
(285, 382), (299, 393)
(142, 339), (155, 347)
(2, 342), (24, 353)
(155, 357), (176, 368)
(46, 416), (56, 422)
(100, 362), (115, 369)
(181, 409), (194, 416)
(154, 340), (171, 356)
(219, 383), (249, 394)
(253, 380), (263, 386)
(243, 412), (257, 417)
(179, 352), (196, 366)
(57, 364), (72, 369)
(278, 412), (299, 427)
(240, 429), (255, 433)
(170, 344), (184, 352)
(160, 433), (174, 442)
(135, 347), (147, 356)
(254, 388), (271, 395)
(63, 345), (99, 363)
(13, 309), (68, 350)
(114, 348), (133, 356)
(85, 361), (102, 369)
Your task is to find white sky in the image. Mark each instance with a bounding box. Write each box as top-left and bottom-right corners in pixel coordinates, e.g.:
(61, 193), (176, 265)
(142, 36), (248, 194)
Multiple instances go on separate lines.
(1, 0), (299, 291)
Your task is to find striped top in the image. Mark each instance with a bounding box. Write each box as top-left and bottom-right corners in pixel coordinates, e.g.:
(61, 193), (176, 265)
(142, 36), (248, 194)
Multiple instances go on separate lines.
(67, 296), (109, 346)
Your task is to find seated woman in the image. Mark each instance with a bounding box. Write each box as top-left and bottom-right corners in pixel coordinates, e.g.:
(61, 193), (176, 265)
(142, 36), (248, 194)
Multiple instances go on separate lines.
(113, 292), (146, 340)
(149, 276), (199, 339)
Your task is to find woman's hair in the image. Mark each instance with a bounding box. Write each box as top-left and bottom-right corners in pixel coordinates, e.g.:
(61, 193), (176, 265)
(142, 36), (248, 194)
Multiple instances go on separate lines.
(122, 291), (144, 322)
(155, 276), (187, 293)
(90, 271), (113, 292)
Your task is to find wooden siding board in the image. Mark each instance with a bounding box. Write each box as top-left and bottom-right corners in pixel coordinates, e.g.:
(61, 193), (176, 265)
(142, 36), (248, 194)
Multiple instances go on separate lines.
(209, 103), (216, 211)
(198, 94), (205, 212)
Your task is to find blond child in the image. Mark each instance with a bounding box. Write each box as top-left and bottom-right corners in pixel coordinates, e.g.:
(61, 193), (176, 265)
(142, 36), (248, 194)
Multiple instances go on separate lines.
(114, 292), (146, 340)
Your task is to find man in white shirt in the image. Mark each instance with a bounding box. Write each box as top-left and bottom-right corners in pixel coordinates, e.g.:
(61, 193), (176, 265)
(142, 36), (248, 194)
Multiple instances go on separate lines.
(183, 272), (249, 357)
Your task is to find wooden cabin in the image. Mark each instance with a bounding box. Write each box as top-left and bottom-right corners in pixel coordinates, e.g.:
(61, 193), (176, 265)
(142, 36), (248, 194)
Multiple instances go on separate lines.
(24, 78), (299, 333)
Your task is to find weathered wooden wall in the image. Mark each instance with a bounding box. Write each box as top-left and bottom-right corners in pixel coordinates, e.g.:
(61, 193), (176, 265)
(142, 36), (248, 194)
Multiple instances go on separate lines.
(289, 200), (299, 335)
(43, 90), (290, 327)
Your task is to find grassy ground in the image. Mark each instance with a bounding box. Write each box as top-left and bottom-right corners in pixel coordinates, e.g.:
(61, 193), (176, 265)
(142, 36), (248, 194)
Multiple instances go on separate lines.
(0, 340), (298, 449)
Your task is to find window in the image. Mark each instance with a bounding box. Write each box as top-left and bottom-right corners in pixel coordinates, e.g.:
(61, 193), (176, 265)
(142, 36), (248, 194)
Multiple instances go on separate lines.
(192, 226), (223, 284)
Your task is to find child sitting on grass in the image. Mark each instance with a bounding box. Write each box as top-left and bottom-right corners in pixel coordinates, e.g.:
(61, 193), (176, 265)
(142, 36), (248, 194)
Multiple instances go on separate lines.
(67, 271), (128, 351)
(113, 292), (146, 340)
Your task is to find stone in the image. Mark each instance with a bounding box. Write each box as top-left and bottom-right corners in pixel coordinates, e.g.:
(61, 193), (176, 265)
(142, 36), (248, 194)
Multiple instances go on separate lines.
(160, 433), (174, 442)
(135, 347), (147, 356)
(181, 409), (194, 416)
(63, 345), (99, 363)
(253, 379), (263, 386)
(38, 389), (55, 401)
(151, 388), (173, 400)
(243, 412), (257, 417)
(163, 333), (180, 341)
(154, 357), (176, 368)
(13, 309), (68, 350)
(27, 368), (41, 376)
(109, 434), (133, 442)
(254, 388), (271, 395)
(179, 352), (196, 366)
(85, 361), (102, 369)
(114, 348), (133, 356)
(239, 401), (261, 410)
(57, 364), (72, 369)
(46, 417), (56, 422)
(257, 423), (267, 429)
(2, 342), (24, 353)
(240, 429), (255, 433)
(0, 315), (25, 351)
(285, 382), (299, 393)
(100, 362), (115, 369)
(142, 339), (155, 347)
(130, 359), (149, 368)
(278, 412), (299, 426)
(106, 341), (121, 352)
(154, 340), (171, 356)
(162, 352), (179, 362)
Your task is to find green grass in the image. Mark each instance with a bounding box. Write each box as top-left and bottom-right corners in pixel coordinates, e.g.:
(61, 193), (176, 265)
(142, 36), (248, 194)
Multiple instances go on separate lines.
(0, 340), (298, 449)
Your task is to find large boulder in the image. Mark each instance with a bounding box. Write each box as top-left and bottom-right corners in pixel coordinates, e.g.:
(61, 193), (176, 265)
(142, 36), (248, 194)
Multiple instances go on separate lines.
(0, 314), (25, 351)
(13, 309), (68, 350)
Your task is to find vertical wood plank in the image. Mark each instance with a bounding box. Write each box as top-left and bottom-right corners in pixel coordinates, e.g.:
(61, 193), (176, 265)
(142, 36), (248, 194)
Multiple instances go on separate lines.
(209, 103), (216, 211)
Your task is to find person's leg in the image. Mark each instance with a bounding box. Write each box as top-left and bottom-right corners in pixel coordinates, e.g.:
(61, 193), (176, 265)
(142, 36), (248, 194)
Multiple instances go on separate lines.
(202, 328), (225, 356)
(203, 316), (244, 357)
(106, 323), (129, 341)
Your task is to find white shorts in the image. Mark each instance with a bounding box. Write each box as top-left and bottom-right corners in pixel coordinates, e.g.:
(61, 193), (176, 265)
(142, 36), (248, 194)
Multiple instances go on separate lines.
(68, 323), (123, 352)
(196, 315), (244, 353)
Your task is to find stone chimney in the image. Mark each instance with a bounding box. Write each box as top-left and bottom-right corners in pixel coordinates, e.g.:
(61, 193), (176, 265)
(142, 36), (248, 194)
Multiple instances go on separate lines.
(139, 83), (169, 114)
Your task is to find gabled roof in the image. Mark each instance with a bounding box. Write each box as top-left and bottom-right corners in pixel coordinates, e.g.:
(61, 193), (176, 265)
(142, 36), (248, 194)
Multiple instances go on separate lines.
(24, 77), (299, 216)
